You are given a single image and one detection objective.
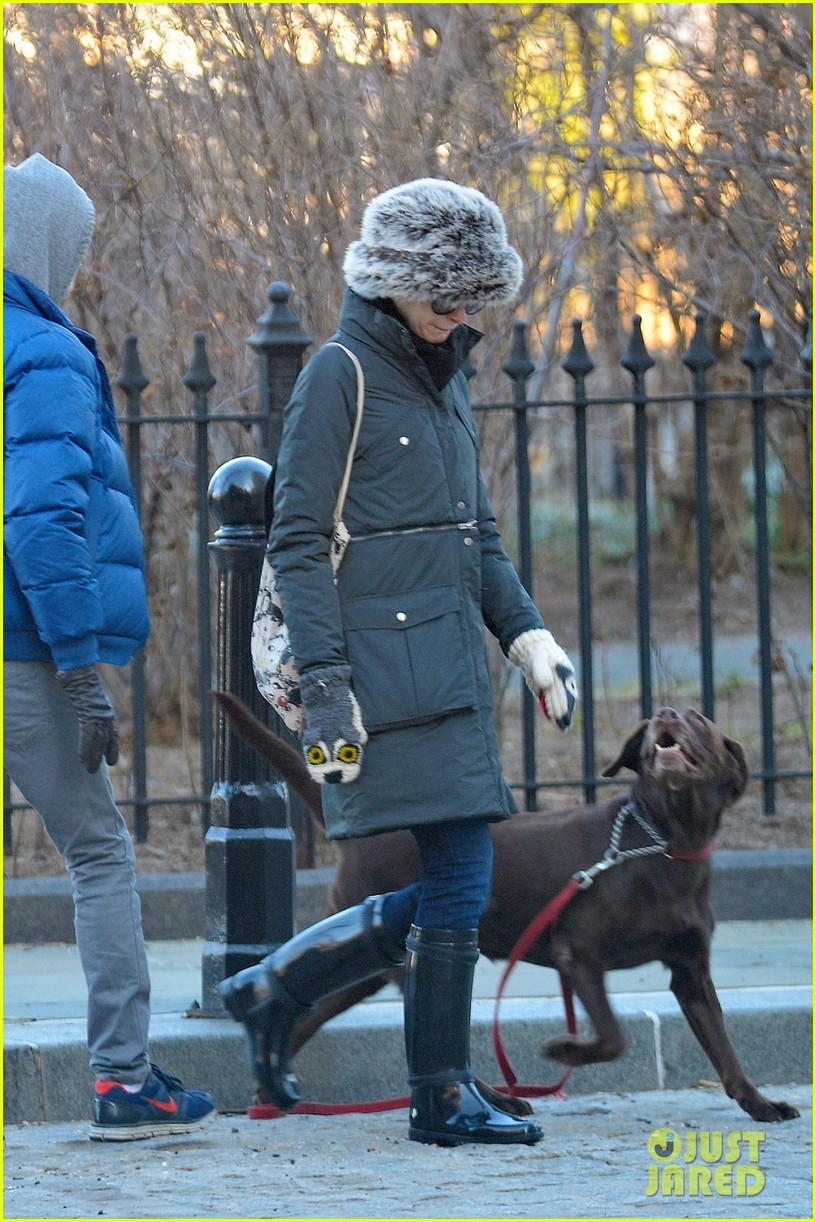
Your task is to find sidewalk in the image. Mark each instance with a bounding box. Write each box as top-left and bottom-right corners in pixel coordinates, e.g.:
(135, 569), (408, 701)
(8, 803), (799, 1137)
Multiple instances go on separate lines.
(3, 1082), (812, 1219)
(4, 919), (813, 1021)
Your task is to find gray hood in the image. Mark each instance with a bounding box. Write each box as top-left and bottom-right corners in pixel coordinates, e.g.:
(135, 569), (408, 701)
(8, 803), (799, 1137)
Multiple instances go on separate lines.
(4, 153), (95, 304)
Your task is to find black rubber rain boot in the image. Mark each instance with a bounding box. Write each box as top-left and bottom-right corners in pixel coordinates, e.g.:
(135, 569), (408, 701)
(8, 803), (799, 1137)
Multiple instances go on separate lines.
(404, 925), (543, 1146)
(219, 895), (405, 1108)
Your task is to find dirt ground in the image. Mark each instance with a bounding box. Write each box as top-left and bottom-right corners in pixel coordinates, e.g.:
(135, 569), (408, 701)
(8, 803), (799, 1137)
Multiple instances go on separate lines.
(5, 559), (811, 879)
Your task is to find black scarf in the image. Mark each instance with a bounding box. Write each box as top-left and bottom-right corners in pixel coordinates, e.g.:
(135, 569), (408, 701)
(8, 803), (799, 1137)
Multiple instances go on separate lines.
(374, 298), (473, 391)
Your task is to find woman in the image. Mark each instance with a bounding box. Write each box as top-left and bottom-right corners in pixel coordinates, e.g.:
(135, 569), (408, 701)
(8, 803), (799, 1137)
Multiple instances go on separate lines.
(221, 179), (576, 1147)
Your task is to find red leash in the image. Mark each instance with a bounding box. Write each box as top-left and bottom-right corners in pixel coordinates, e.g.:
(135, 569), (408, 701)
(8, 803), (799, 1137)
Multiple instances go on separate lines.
(249, 1096), (410, 1117)
(491, 877), (580, 1100)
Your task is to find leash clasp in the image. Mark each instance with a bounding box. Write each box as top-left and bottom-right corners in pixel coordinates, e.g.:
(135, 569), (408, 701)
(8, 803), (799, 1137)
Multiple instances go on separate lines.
(573, 848), (622, 890)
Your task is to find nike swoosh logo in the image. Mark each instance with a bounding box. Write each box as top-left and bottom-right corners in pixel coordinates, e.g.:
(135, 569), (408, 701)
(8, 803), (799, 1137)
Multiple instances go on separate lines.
(149, 1097), (178, 1113)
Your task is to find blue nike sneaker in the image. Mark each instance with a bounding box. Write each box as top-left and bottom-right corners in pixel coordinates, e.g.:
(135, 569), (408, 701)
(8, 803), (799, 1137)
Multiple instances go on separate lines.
(89, 1063), (216, 1141)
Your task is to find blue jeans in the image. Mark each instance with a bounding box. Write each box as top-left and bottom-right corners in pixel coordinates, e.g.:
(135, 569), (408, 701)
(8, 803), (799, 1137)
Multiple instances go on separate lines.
(380, 818), (493, 936)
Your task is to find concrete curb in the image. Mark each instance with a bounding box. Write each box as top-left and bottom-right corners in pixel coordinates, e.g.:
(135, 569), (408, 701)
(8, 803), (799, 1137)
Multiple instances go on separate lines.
(3, 850), (812, 944)
(3, 986), (810, 1124)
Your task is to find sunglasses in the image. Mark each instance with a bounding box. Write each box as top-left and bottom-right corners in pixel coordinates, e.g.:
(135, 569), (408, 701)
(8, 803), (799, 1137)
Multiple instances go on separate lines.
(430, 298), (483, 317)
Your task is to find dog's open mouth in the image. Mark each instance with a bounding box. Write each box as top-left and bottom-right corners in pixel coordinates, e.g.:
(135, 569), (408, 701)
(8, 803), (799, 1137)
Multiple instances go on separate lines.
(652, 730), (701, 774)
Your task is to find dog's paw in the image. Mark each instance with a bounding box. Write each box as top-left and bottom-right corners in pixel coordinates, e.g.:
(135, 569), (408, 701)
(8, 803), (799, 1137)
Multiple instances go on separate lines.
(475, 1078), (534, 1117)
(544, 1033), (623, 1066)
(743, 1095), (800, 1123)
(543, 1035), (593, 1066)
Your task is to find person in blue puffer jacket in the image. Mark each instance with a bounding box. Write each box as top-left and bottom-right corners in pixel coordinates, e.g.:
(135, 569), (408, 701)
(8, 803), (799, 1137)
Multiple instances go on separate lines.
(3, 153), (216, 1141)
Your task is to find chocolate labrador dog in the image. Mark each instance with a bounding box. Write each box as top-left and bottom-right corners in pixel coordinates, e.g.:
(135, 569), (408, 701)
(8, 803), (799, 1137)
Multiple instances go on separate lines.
(213, 692), (799, 1123)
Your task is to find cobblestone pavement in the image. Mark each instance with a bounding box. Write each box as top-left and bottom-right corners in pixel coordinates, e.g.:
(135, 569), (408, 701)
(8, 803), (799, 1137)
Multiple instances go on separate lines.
(3, 1082), (811, 1220)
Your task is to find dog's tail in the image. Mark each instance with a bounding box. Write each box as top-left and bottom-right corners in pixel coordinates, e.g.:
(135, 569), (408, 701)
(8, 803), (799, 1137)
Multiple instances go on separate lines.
(211, 690), (325, 829)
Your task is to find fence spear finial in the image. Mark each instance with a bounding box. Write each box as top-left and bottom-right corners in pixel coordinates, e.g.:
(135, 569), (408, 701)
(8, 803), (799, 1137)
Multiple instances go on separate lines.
(620, 314), (655, 378)
(117, 332), (150, 397)
(183, 332), (216, 394)
(740, 308), (773, 372)
(682, 311), (716, 375)
(502, 319), (535, 384)
(562, 318), (594, 380)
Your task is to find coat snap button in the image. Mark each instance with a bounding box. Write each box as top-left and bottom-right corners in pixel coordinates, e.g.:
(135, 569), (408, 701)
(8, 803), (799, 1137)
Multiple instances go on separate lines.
(463, 537), (474, 547)
(457, 501), (466, 510)
(396, 611), (407, 621)
(399, 436), (410, 446)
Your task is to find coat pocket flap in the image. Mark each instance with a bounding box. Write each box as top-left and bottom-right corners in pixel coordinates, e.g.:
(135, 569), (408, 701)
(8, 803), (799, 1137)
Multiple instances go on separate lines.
(342, 584), (460, 631)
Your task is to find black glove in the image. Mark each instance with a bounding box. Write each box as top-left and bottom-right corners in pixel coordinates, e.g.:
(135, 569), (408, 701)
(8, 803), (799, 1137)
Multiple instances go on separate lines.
(56, 665), (120, 773)
(300, 664), (367, 784)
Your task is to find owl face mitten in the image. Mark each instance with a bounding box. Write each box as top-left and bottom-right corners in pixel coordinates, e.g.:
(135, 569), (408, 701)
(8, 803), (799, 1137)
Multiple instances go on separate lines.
(300, 664), (368, 783)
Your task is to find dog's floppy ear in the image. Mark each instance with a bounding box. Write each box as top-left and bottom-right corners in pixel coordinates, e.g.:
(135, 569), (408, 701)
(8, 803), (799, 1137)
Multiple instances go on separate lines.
(602, 721), (649, 777)
(722, 734), (750, 803)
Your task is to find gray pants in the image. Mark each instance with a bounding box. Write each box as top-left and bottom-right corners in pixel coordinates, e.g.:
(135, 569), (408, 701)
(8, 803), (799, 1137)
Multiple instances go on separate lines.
(4, 660), (151, 1084)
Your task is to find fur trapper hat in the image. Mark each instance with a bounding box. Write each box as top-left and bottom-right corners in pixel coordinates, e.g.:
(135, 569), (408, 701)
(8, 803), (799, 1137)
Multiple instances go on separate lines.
(343, 178), (522, 309)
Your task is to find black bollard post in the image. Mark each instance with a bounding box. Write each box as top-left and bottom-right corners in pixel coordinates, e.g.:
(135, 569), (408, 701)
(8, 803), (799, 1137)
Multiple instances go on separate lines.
(201, 455), (296, 1012)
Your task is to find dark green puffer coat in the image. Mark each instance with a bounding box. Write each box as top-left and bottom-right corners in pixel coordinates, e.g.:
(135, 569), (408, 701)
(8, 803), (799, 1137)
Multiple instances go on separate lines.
(269, 290), (545, 838)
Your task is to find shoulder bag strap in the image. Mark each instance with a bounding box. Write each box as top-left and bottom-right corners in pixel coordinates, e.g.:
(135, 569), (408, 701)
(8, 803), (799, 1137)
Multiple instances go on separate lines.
(325, 341), (364, 524)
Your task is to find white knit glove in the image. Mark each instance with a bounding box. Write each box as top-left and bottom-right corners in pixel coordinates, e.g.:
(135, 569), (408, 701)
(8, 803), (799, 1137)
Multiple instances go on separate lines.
(508, 629), (577, 730)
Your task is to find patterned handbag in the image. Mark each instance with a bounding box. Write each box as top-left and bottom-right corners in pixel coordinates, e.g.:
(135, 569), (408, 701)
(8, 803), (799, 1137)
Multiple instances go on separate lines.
(250, 343), (364, 734)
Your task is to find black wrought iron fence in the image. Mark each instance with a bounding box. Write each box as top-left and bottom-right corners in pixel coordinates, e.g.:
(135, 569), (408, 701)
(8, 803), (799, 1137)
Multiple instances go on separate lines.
(480, 310), (811, 818)
(5, 284), (812, 864)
